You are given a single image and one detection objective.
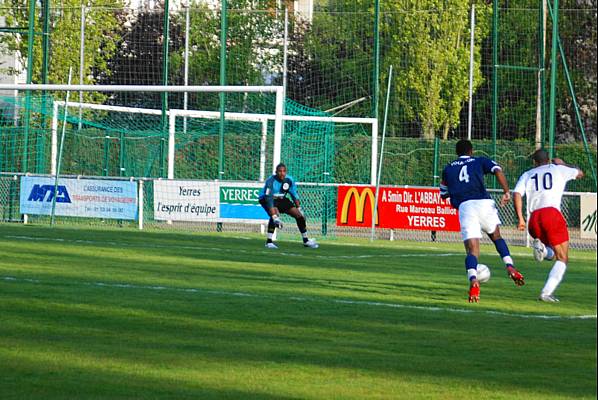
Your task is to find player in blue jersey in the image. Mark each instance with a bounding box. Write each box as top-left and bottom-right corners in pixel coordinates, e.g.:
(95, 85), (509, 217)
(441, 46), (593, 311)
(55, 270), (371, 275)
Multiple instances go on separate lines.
(258, 163), (319, 249)
(440, 140), (524, 302)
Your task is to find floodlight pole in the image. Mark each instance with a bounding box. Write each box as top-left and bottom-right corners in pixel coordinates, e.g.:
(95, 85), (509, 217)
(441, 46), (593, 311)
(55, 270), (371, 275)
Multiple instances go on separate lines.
(161, 0), (170, 178)
(50, 68), (73, 225)
(467, 4), (475, 140)
(219, 0), (228, 180)
(78, 4), (86, 130)
(547, 0), (559, 159)
(371, 65), (393, 242)
(491, 0), (499, 189)
(22, 0), (36, 173)
(183, 2), (190, 135)
(372, 0), (380, 119)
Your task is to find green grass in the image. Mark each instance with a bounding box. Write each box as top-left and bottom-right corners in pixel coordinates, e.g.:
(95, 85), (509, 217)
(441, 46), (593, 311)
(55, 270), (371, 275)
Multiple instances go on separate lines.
(0, 223), (595, 400)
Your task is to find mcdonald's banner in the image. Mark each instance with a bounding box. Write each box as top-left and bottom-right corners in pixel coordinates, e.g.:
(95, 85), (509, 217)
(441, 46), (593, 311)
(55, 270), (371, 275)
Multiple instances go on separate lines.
(336, 185), (460, 231)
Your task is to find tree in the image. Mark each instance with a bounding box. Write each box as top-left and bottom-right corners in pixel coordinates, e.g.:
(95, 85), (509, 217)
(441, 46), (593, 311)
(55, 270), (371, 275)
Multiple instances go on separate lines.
(167, 0), (285, 111)
(98, 3), (183, 108)
(284, 1), (375, 117)
(557, 1), (597, 144)
(282, 0), (492, 139)
(384, 0), (491, 139)
(0, 0), (123, 98)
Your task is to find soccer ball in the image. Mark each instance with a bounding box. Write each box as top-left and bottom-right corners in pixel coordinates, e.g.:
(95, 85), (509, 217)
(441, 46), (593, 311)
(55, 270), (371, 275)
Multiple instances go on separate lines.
(476, 264), (491, 283)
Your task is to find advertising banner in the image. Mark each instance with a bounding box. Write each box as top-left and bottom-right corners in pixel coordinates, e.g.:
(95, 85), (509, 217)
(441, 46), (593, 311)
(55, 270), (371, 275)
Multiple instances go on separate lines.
(154, 180), (219, 221)
(219, 183), (269, 223)
(154, 180), (269, 223)
(336, 185), (460, 231)
(20, 176), (137, 220)
(580, 193), (597, 240)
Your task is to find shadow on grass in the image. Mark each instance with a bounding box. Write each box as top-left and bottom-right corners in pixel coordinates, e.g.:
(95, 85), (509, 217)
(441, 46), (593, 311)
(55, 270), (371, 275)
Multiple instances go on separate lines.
(0, 284), (595, 399)
(0, 356), (303, 400)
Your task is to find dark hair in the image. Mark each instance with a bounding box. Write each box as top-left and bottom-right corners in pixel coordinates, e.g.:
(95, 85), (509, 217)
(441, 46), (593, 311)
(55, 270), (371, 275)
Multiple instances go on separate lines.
(276, 163), (287, 171)
(532, 149), (550, 164)
(456, 139), (473, 156)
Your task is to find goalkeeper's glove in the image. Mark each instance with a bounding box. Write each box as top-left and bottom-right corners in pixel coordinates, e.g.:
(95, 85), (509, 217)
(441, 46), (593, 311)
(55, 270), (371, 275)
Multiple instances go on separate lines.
(272, 215), (283, 229)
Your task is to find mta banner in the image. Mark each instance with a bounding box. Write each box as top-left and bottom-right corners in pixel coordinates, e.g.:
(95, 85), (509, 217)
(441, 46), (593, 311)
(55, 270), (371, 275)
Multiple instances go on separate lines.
(336, 185), (460, 231)
(20, 176), (137, 220)
(580, 193), (597, 240)
(154, 180), (268, 223)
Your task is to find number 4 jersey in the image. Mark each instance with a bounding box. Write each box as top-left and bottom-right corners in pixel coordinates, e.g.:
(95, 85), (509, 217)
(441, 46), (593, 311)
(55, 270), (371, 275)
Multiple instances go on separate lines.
(513, 164), (579, 213)
(440, 156), (502, 209)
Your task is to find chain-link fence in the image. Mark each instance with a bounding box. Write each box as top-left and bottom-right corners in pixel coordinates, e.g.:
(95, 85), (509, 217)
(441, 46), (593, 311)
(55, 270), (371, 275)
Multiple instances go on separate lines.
(2, 173), (595, 250)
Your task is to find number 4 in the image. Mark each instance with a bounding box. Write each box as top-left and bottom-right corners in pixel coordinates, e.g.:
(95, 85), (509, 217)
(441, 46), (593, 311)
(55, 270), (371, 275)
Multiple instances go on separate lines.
(459, 166), (470, 183)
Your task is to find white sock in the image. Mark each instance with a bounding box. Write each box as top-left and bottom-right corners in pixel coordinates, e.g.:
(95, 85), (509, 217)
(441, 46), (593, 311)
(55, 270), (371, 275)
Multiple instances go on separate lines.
(545, 247), (555, 260)
(502, 256), (514, 266)
(467, 268), (477, 281)
(541, 261), (567, 296)
(301, 232), (309, 239)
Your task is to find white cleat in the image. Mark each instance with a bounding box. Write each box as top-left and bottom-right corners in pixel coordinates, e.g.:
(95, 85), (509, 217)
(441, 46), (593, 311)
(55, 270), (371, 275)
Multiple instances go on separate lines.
(532, 239), (546, 262)
(303, 239), (319, 249)
(538, 294), (560, 303)
(265, 242), (278, 249)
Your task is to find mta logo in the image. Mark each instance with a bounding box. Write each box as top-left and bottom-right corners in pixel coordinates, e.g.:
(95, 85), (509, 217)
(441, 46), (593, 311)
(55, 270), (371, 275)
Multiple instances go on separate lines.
(28, 185), (72, 203)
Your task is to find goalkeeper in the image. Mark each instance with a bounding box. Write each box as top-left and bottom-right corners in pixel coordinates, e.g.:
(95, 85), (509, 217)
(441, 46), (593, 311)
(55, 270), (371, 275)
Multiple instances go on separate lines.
(258, 163), (319, 249)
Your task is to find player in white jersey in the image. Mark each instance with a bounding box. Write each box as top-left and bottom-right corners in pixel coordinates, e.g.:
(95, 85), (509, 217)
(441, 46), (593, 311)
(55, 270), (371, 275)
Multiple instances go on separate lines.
(513, 149), (584, 302)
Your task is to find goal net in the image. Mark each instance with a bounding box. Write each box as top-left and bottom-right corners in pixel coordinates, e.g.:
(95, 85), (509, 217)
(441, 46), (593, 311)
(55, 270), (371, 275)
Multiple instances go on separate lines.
(0, 84), (377, 237)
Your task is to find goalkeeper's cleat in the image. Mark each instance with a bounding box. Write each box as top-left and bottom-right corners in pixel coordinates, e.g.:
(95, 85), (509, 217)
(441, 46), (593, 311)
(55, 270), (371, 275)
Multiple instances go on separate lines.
(506, 266), (525, 286)
(532, 238), (546, 262)
(538, 294), (560, 303)
(468, 281), (480, 303)
(303, 239), (319, 249)
(265, 242), (278, 249)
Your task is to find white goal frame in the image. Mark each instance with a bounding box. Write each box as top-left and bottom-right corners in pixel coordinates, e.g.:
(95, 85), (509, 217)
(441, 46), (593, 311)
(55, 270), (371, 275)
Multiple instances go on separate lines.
(169, 109), (379, 184)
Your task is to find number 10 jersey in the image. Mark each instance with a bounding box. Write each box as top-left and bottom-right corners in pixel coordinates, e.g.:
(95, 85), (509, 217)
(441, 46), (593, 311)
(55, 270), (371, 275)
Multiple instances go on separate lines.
(513, 164), (579, 213)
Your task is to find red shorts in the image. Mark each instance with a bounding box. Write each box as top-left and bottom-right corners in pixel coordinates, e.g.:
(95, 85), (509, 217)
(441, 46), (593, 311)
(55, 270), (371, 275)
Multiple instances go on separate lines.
(528, 207), (569, 247)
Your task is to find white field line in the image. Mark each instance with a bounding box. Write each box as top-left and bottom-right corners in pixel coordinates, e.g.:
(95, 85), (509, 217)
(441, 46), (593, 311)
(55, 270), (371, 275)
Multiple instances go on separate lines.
(1, 275), (595, 321)
(5, 234), (592, 261)
(3, 235), (461, 259)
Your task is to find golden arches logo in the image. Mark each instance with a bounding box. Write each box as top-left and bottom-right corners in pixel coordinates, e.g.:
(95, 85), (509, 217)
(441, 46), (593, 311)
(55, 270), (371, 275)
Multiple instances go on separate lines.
(340, 187), (379, 225)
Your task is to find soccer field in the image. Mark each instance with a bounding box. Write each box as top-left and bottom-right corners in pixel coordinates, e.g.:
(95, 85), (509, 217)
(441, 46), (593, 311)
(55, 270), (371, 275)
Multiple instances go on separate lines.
(0, 224), (595, 400)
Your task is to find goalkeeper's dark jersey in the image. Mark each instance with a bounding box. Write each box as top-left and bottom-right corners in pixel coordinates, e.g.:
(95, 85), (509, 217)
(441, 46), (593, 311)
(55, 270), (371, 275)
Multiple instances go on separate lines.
(258, 175), (299, 209)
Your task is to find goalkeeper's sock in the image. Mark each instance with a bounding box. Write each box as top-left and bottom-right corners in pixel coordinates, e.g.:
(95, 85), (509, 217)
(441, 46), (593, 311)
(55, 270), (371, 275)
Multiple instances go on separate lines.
(267, 219), (276, 240)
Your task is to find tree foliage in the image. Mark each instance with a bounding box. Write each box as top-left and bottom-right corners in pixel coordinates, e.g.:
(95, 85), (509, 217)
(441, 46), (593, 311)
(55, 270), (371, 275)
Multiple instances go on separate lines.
(0, 0), (122, 97)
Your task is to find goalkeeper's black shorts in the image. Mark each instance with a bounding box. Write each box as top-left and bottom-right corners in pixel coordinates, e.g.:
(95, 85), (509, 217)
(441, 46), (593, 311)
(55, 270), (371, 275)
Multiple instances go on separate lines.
(259, 197), (295, 215)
